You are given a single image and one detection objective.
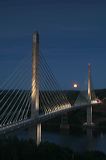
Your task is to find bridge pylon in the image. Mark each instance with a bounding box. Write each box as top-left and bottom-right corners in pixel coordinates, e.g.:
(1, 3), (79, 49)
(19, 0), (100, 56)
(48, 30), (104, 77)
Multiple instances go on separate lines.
(30, 32), (41, 146)
(84, 64), (95, 127)
(60, 113), (70, 130)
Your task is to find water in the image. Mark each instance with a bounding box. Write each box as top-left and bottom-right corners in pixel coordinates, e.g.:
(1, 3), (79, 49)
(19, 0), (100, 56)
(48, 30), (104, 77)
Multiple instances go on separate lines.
(12, 128), (106, 154)
(42, 129), (106, 154)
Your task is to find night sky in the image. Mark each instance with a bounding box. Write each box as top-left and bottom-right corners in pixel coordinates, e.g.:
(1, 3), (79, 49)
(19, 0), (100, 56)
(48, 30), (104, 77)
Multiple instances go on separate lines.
(0, 0), (106, 90)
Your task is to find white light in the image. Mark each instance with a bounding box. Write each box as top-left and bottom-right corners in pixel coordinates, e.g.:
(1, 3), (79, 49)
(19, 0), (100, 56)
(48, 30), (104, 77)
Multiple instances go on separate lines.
(73, 83), (78, 88)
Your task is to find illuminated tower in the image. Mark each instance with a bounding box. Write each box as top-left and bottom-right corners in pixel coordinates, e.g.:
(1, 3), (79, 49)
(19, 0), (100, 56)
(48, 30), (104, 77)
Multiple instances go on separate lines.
(31, 32), (41, 146)
(84, 64), (94, 127)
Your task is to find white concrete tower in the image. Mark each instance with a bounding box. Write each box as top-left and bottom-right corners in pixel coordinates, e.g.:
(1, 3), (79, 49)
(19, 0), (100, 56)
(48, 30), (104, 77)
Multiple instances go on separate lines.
(87, 63), (93, 126)
(31, 32), (41, 146)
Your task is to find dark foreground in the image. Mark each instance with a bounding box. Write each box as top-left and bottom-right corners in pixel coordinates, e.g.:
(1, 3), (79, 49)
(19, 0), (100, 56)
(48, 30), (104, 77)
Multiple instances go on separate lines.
(0, 138), (106, 160)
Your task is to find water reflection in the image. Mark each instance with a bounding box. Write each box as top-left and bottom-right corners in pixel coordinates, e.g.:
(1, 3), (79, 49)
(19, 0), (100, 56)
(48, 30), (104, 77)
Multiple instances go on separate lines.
(42, 128), (106, 154)
(4, 127), (106, 154)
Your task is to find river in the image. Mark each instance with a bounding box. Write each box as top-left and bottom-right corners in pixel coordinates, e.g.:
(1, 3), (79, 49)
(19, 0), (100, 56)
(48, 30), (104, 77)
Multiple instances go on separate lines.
(15, 127), (106, 154)
(42, 129), (106, 154)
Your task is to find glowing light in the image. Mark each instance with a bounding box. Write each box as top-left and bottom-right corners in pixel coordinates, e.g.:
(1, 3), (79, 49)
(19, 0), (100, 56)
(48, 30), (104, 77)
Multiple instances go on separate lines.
(73, 83), (78, 88)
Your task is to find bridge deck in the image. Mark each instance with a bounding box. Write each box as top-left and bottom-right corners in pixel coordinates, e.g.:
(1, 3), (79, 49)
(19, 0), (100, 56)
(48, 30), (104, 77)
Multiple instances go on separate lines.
(0, 102), (102, 135)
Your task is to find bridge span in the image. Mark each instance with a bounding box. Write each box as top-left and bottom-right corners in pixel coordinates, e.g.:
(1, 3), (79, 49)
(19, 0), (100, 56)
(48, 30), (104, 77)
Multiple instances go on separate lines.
(0, 32), (102, 145)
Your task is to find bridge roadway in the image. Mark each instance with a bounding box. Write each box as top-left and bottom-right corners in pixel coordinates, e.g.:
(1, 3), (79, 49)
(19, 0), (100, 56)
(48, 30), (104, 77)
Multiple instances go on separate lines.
(0, 102), (101, 136)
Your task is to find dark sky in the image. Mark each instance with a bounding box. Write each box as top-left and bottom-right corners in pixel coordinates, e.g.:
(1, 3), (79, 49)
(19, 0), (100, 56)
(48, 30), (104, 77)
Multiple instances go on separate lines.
(0, 0), (106, 89)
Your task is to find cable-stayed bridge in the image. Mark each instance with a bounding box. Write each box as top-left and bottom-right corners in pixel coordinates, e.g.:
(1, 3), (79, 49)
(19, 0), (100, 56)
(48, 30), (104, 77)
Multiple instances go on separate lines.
(0, 32), (102, 145)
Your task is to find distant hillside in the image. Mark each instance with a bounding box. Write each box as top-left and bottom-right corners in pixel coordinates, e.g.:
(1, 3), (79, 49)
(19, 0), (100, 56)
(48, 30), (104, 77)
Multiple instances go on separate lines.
(64, 89), (106, 105)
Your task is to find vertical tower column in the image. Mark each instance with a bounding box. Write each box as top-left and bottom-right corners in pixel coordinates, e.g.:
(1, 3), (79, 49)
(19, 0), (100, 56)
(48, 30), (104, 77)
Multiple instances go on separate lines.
(31, 32), (41, 146)
(83, 64), (95, 127)
(87, 64), (93, 126)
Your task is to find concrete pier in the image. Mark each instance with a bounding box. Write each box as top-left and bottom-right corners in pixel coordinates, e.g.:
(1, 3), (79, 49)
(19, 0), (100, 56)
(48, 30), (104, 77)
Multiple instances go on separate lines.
(60, 113), (70, 130)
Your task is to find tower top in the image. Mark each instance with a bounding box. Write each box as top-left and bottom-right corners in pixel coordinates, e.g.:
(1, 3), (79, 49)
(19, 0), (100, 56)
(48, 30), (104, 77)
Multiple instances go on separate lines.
(32, 32), (39, 43)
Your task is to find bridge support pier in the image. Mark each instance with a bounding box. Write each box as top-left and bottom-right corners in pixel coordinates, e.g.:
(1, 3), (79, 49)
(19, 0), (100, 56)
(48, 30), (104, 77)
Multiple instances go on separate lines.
(31, 32), (41, 146)
(29, 124), (41, 146)
(35, 124), (41, 146)
(83, 105), (94, 127)
(87, 105), (92, 125)
(60, 113), (70, 130)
